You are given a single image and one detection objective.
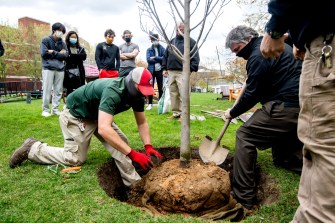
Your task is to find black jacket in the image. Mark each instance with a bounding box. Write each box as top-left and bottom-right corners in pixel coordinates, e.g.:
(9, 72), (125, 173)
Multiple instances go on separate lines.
(230, 37), (302, 118)
(266, 0), (335, 50)
(64, 45), (87, 94)
(162, 35), (200, 72)
(0, 40), (4, 57)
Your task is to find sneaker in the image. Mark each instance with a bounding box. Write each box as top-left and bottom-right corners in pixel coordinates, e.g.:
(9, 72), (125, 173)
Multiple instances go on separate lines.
(146, 104), (152, 110)
(42, 111), (51, 117)
(9, 138), (38, 168)
(53, 110), (61, 116)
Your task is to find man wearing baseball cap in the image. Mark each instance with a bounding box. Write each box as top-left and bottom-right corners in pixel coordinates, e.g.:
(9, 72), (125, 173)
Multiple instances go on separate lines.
(9, 67), (162, 187)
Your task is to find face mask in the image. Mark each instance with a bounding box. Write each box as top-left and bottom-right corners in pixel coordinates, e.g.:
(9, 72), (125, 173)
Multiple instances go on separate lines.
(176, 34), (184, 40)
(152, 41), (159, 46)
(125, 37), (131, 43)
(106, 37), (113, 44)
(55, 31), (63, 39)
(69, 38), (77, 45)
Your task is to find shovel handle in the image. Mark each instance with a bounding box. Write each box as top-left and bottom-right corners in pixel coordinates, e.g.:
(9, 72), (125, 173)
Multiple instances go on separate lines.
(215, 82), (247, 145)
(215, 118), (232, 145)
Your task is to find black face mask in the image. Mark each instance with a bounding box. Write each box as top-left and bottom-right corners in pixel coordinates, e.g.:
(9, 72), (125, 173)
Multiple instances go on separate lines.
(125, 74), (143, 98)
(176, 34), (184, 40)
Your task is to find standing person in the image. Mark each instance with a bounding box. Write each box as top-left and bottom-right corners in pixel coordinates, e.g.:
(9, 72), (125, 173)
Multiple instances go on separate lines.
(161, 22), (200, 119)
(224, 25), (303, 210)
(118, 30), (139, 77)
(260, 1), (335, 222)
(0, 39), (4, 57)
(9, 67), (163, 187)
(145, 33), (165, 110)
(64, 31), (87, 96)
(95, 29), (120, 78)
(40, 22), (68, 117)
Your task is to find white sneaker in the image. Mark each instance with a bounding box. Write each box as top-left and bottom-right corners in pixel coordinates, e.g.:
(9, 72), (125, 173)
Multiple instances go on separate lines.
(146, 104), (152, 110)
(53, 110), (61, 116)
(42, 111), (51, 117)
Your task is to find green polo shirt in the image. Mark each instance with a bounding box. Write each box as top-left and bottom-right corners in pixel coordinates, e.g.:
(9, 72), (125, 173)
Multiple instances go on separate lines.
(66, 77), (145, 120)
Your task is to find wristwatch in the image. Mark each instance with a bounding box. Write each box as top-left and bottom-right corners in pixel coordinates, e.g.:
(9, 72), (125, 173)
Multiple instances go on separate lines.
(266, 28), (284, 39)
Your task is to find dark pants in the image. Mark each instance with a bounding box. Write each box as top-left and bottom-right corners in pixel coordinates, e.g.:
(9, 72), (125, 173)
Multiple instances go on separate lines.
(118, 67), (135, 77)
(148, 70), (163, 104)
(232, 101), (303, 208)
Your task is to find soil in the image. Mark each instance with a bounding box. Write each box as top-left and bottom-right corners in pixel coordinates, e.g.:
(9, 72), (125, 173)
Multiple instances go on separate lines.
(97, 147), (280, 221)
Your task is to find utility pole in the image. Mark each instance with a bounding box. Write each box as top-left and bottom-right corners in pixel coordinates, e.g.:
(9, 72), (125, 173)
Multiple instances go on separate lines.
(216, 46), (223, 76)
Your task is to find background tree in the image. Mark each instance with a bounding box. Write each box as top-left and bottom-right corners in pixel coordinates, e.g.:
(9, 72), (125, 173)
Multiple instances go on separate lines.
(236, 0), (269, 33)
(0, 24), (22, 81)
(0, 21), (48, 86)
(20, 23), (48, 90)
(224, 57), (246, 84)
(138, 0), (229, 167)
(216, 0), (267, 86)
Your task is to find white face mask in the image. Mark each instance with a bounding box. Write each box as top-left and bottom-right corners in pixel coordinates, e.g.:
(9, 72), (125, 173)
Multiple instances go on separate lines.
(55, 31), (63, 38)
(152, 41), (159, 46)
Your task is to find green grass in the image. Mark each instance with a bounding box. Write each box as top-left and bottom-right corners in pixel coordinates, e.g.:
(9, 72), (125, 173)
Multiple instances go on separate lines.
(0, 93), (300, 223)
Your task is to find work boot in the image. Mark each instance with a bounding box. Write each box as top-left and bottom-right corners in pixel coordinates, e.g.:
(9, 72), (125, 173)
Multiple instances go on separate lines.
(9, 138), (37, 168)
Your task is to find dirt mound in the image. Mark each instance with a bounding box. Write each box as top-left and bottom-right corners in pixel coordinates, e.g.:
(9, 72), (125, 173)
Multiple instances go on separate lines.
(97, 147), (280, 221)
(142, 159), (231, 212)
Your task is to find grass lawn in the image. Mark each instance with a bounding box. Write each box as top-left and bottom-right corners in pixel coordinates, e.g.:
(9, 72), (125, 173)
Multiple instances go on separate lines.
(0, 93), (300, 223)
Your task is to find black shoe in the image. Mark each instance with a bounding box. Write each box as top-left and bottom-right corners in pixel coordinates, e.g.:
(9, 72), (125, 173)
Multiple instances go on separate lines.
(230, 190), (253, 210)
(167, 114), (181, 119)
(9, 138), (37, 168)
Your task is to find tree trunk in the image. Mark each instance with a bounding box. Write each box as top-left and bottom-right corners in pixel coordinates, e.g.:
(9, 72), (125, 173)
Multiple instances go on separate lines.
(180, 0), (191, 168)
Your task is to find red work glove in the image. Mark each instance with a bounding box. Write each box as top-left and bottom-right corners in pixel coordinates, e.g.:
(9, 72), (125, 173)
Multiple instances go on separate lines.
(144, 144), (163, 160)
(127, 149), (153, 170)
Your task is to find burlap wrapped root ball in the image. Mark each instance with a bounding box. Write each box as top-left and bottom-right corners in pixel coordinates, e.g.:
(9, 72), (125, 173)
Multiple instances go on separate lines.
(142, 159), (232, 215)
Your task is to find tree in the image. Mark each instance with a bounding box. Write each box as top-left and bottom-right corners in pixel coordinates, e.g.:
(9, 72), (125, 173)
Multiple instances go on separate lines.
(0, 21), (48, 87)
(137, 0), (229, 167)
(224, 57), (247, 84)
(236, 0), (269, 33)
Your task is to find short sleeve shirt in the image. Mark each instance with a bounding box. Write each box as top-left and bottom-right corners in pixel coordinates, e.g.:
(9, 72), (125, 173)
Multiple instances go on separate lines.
(66, 78), (145, 120)
(119, 43), (140, 68)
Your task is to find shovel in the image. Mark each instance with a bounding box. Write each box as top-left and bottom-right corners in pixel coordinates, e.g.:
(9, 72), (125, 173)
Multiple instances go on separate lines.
(199, 82), (246, 165)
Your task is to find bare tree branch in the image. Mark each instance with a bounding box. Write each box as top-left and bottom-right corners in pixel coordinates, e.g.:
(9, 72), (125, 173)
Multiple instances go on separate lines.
(138, 0), (184, 61)
(190, 0), (200, 16)
(137, 0), (229, 164)
(170, 0), (184, 22)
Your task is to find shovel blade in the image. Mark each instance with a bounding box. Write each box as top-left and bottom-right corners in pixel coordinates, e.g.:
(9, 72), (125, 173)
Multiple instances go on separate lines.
(199, 136), (229, 165)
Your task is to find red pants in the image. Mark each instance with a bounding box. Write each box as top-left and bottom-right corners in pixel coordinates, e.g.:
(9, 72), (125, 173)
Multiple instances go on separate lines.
(99, 70), (118, 78)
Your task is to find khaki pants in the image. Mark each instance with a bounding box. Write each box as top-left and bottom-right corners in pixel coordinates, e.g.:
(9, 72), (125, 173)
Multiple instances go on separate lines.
(168, 70), (183, 116)
(167, 70), (191, 116)
(28, 108), (140, 186)
(291, 35), (335, 222)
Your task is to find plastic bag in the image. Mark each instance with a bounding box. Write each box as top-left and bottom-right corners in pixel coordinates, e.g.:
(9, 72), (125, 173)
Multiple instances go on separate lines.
(67, 67), (80, 78)
(158, 84), (171, 114)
